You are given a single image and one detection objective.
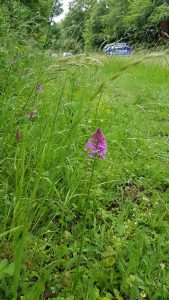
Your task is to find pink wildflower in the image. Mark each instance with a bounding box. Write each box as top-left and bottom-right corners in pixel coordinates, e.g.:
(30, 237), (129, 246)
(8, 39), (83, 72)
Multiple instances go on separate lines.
(85, 128), (107, 159)
(29, 111), (36, 119)
(16, 130), (21, 142)
(37, 85), (42, 91)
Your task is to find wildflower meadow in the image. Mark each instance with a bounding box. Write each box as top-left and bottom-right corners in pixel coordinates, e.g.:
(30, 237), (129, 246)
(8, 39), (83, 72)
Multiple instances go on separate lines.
(1, 2), (169, 298)
(1, 43), (169, 299)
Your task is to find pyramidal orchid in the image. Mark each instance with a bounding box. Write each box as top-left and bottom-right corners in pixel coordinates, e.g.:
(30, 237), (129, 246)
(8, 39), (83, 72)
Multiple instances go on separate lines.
(37, 85), (42, 91)
(29, 111), (36, 119)
(85, 128), (107, 159)
(16, 130), (21, 142)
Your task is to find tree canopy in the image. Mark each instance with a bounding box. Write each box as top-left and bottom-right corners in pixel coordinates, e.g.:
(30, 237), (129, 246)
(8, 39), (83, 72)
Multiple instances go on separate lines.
(1, 0), (169, 51)
(0, 0), (62, 45)
(50, 0), (169, 52)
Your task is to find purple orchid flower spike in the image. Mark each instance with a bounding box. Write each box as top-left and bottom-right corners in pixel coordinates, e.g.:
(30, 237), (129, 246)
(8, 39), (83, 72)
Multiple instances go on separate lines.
(16, 130), (21, 142)
(85, 128), (107, 159)
(37, 85), (42, 91)
(29, 111), (36, 119)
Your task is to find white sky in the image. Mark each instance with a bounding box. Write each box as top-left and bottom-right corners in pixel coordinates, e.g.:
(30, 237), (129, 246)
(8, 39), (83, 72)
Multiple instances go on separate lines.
(53, 0), (72, 23)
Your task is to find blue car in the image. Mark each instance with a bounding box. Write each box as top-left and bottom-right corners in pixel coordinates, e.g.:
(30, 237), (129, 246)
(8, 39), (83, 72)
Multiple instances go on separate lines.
(103, 43), (132, 56)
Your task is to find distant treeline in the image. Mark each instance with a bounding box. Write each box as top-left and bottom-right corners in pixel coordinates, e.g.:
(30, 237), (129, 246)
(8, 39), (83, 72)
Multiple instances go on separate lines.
(1, 0), (169, 52)
(49, 0), (169, 52)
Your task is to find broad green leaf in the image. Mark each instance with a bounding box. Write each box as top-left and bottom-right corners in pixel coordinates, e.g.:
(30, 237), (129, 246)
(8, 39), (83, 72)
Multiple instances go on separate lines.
(0, 259), (14, 279)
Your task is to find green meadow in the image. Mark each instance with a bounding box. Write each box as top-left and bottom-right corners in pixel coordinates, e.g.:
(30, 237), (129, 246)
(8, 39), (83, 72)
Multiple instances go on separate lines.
(0, 49), (169, 299)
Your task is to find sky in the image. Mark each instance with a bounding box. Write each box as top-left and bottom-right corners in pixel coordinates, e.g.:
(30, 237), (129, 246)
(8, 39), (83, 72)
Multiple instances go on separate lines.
(53, 0), (71, 23)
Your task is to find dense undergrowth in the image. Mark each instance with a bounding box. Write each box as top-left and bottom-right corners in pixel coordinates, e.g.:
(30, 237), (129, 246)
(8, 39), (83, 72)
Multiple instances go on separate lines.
(0, 39), (169, 300)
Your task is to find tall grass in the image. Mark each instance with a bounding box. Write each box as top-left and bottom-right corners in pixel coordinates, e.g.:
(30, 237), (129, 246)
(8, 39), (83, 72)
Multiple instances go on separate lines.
(1, 32), (169, 299)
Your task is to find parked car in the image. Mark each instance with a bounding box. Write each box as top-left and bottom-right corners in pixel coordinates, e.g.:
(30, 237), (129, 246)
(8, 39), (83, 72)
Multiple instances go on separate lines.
(103, 43), (132, 56)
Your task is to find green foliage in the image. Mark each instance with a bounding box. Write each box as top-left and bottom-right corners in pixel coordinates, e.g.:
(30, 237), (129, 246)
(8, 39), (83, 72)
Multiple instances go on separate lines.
(1, 0), (169, 298)
(0, 0), (62, 46)
(52, 0), (169, 52)
(83, 1), (109, 52)
(149, 4), (169, 24)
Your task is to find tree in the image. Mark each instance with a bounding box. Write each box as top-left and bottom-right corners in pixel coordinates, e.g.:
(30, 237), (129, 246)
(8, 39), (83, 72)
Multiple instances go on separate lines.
(0, 0), (62, 40)
(59, 0), (97, 51)
(83, 0), (109, 52)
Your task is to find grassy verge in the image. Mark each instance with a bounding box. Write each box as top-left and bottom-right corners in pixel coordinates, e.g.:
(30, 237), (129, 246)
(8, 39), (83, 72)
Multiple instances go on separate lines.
(0, 50), (169, 299)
